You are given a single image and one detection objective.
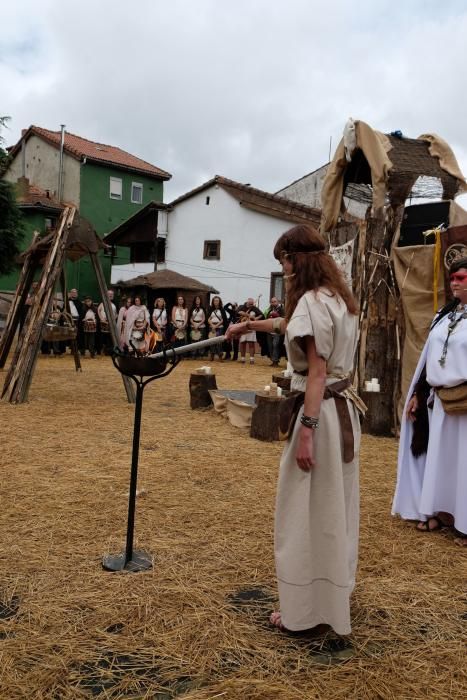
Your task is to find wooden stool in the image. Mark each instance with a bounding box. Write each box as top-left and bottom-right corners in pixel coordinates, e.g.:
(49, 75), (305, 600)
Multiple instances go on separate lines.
(189, 372), (217, 409)
(250, 390), (284, 441)
(272, 374), (291, 391)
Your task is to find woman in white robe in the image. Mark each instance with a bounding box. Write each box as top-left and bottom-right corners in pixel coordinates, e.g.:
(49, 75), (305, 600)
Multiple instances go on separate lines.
(392, 257), (467, 545)
(227, 224), (363, 635)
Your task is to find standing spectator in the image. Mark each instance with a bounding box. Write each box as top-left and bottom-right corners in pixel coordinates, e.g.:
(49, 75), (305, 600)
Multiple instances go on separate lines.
(207, 296), (228, 361)
(238, 297), (263, 364)
(81, 296), (97, 358)
(117, 297), (133, 350)
(264, 297), (285, 366)
(171, 295), (188, 348)
(189, 296), (206, 357)
(224, 302), (239, 361)
(151, 298), (168, 344)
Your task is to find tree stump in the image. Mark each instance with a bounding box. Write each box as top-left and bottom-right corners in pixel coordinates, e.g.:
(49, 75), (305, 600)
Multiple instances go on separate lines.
(250, 391), (284, 441)
(189, 372), (217, 409)
(361, 391), (393, 436)
(272, 374), (291, 391)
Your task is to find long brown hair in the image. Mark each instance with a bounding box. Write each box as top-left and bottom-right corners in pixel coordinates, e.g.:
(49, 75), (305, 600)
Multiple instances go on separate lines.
(273, 224), (358, 320)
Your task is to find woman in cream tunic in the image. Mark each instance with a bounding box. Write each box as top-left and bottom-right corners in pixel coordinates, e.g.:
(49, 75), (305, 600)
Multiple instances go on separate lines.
(227, 224), (361, 636)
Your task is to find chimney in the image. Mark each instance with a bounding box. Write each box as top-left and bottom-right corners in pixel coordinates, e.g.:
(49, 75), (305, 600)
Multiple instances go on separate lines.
(16, 176), (30, 200)
(21, 129), (27, 137)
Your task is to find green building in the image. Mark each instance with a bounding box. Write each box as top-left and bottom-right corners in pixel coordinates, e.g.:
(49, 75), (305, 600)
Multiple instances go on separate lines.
(1, 125), (171, 299)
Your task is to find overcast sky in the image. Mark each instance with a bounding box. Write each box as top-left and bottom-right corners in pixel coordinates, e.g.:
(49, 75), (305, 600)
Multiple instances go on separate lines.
(2, 0), (467, 201)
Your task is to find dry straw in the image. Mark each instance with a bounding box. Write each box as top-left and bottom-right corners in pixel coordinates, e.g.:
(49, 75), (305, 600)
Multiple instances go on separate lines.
(0, 354), (465, 699)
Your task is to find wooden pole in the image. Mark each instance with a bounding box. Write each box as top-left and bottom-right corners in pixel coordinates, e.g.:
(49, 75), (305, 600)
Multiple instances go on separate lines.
(0, 232), (40, 368)
(2, 207), (76, 403)
(89, 252), (135, 404)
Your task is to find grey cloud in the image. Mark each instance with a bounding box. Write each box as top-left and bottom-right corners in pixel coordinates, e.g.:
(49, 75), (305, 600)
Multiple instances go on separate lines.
(2, 0), (467, 201)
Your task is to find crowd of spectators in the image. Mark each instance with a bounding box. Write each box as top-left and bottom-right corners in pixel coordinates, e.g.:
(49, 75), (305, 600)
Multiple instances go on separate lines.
(34, 287), (287, 365)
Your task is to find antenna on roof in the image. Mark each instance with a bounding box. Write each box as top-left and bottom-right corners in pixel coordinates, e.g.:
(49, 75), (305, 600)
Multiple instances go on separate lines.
(328, 136), (332, 162)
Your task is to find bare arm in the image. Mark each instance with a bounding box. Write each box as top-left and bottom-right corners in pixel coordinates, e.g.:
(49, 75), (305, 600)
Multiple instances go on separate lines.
(295, 336), (327, 472)
(225, 316), (286, 339)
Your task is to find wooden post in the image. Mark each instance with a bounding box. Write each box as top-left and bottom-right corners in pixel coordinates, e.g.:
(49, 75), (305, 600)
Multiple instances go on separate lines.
(189, 372), (217, 409)
(0, 232), (39, 369)
(250, 391), (284, 441)
(2, 207), (75, 403)
(89, 252), (135, 404)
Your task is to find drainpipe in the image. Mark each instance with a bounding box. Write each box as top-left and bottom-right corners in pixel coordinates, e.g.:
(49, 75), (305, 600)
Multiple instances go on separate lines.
(58, 124), (66, 201)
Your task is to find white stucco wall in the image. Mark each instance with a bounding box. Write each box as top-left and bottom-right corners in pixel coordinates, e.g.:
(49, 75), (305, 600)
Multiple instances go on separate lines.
(277, 165), (327, 208)
(4, 134), (81, 206)
(277, 164), (368, 220)
(164, 185), (295, 306)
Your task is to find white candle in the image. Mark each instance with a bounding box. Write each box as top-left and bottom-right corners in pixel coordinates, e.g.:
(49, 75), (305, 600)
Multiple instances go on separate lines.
(264, 385), (270, 392)
(365, 381), (373, 392)
(277, 387), (283, 397)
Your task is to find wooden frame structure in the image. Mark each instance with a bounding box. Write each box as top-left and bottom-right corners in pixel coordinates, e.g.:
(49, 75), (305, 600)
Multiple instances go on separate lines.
(0, 206), (135, 404)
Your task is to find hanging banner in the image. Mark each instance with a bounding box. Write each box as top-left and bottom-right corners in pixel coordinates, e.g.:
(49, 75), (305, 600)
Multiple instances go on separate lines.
(329, 238), (355, 288)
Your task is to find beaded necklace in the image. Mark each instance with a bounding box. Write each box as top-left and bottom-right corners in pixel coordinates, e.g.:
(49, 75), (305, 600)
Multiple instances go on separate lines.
(438, 303), (467, 367)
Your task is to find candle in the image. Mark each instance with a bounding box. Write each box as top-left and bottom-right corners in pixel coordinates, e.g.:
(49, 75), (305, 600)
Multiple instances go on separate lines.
(264, 385), (271, 392)
(365, 381), (373, 392)
(277, 387), (283, 397)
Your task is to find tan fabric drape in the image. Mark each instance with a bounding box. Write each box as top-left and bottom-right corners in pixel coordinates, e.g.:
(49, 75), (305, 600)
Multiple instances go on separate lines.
(392, 245), (445, 418)
(418, 134), (467, 192)
(321, 121), (393, 232)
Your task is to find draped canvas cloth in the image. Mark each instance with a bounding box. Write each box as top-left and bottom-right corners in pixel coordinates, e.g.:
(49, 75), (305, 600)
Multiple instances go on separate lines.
(275, 290), (360, 634)
(392, 244), (444, 418)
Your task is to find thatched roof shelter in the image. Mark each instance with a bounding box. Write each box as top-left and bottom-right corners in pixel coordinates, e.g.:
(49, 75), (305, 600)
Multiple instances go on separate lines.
(117, 268), (218, 294)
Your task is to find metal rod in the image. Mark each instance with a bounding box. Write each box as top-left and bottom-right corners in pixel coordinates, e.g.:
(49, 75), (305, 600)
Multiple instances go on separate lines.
(149, 334), (226, 361)
(125, 382), (144, 564)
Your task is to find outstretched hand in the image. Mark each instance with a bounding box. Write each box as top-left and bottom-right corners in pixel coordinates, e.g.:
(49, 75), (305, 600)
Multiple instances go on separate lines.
(226, 322), (249, 340)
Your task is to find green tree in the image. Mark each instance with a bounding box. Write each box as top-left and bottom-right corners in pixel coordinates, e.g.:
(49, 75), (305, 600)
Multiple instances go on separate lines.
(0, 116), (23, 275)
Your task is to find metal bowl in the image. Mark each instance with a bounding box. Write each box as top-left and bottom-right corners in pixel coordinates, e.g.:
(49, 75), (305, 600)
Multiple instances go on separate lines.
(113, 354), (168, 377)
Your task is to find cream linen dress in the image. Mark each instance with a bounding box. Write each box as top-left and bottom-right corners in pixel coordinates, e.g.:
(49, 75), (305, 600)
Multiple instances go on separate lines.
(275, 289), (360, 635)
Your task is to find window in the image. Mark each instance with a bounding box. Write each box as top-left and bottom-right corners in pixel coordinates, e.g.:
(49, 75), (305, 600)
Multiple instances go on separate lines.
(156, 238), (166, 263)
(131, 243), (155, 263)
(203, 240), (221, 260)
(131, 182), (143, 204)
(270, 273), (284, 302)
(110, 177), (122, 200)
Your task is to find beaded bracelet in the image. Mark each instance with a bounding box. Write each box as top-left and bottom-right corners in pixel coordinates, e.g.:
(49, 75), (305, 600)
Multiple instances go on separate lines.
(300, 414), (319, 429)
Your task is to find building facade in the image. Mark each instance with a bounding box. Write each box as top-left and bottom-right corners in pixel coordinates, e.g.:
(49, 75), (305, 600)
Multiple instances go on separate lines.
(107, 176), (321, 307)
(1, 126), (170, 298)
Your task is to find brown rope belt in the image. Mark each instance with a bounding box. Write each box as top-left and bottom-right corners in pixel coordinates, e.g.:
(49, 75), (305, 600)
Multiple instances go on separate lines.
(294, 374), (354, 462)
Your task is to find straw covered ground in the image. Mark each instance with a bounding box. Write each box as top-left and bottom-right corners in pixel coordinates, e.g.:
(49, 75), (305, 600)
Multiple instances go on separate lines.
(0, 354), (465, 699)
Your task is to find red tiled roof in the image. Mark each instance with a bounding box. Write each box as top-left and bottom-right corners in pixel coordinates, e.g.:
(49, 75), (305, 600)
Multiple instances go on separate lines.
(16, 179), (64, 211)
(10, 126), (171, 180)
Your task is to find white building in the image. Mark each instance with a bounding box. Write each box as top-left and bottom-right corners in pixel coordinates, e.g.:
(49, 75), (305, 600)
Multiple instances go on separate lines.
(107, 175), (321, 306)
